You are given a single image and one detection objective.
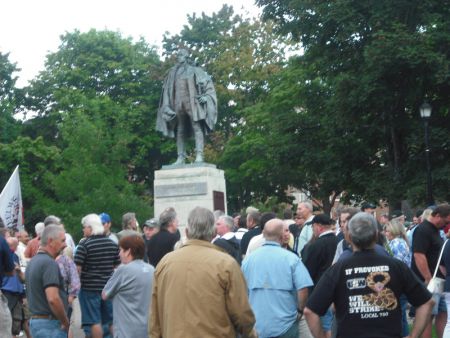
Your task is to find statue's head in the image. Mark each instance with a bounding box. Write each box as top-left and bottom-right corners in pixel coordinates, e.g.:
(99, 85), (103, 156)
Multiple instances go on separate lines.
(177, 49), (189, 63)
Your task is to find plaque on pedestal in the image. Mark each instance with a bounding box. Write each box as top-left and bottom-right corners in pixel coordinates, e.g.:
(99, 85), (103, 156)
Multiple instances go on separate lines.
(154, 164), (227, 228)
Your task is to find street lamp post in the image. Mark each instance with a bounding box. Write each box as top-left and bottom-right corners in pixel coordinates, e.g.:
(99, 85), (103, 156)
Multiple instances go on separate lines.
(419, 102), (434, 206)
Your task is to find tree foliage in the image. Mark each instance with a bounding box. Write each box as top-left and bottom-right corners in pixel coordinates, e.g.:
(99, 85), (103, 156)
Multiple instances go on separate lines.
(17, 30), (164, 233)
(253, 0), (450, 209)
(0, 137), (61, 233)
(25, 30), (169, 178)
(0, 52), (22, 143)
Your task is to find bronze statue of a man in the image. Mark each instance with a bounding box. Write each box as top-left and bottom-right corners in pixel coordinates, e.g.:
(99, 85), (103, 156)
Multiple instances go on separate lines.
(156, 49), (218, 164)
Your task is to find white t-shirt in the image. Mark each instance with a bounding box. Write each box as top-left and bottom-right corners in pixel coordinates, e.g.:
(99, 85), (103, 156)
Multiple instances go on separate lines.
(246, 234), (265, 255)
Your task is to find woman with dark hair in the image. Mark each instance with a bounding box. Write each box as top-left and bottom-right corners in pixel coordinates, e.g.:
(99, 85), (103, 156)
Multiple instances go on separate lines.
(102, 235), (154, 338)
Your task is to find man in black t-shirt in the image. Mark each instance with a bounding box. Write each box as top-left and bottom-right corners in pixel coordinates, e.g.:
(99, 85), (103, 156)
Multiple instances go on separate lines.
(142, 218), (159, 263)
(147, 208), (179, 267)
(304, 212), (434, 338)
(303, 214), (337, 285)
(302, 214), (337, 336)
(411, 204), (450, 338)
(240, 211), (261, 257)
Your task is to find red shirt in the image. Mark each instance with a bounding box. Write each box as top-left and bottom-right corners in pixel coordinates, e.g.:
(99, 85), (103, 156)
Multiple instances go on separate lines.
(24, 237), (40, 258)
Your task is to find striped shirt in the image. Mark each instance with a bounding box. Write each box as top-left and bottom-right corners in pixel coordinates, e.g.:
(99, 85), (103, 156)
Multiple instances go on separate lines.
(74, 235), (120, 291)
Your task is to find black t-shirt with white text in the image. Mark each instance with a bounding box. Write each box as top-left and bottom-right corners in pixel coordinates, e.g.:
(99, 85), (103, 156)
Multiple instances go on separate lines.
(306, 250), (431, 338)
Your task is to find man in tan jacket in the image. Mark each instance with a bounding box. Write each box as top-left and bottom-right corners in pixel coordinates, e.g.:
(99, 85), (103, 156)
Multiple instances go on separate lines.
(150, 206), (257, 338)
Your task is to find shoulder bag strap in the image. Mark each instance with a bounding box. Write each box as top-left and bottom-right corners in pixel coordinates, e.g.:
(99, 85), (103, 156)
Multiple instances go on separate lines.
(432, 239), (448, 279)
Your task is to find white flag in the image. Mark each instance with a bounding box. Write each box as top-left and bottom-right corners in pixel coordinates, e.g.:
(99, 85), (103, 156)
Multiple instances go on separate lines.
(0, 165), (23, 229)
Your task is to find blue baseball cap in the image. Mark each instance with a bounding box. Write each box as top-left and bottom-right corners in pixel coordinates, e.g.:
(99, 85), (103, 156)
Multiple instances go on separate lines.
(99, 212), (111, 224)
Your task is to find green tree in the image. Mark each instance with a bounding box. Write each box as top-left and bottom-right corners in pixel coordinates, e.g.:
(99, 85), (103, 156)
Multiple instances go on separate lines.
(221, 59), (366, 212)
(47, 111), (151, 237)
(255, 0), (450, 207)
(0, 137), (61, 232)
(0, 52), (22, 143)
(24, 29), (169, 185)
(20, 30), (163, 233)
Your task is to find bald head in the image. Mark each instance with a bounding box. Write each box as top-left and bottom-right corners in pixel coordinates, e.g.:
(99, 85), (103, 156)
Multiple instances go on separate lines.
(263, 218), (284, 243)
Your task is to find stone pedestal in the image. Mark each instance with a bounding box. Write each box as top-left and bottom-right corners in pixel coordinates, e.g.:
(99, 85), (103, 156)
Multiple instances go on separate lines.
(154, 163), (227, 228)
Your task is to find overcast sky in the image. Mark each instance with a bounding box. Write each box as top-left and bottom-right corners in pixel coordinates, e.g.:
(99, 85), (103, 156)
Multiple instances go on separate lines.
(0, 0), (260, 87)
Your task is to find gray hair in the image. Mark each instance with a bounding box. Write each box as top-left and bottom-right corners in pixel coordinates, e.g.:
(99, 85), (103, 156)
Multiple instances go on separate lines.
(213, 210), (225, 221)
(44, 215), (62, 226)
(300, 201), (313, 212)
(218, 215), (234, 230)
(247, 211), (261, 225)
(348, 212), (378, 249)
(159, 208), (177, 230)
(246, 206), (259, 214)
(35, 222), (45, 236)
(41, 224), (65, 246)
(340, 207), (359, 220)
(81, 214), (104, 235)
(187, 207), (215, 241)
(122, 212), (136, 230)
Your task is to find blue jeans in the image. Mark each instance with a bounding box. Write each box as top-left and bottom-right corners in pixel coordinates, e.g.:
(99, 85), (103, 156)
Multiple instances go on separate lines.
(400, 294), (409, 337)
(321, 307), (333, 332)
(29, 319), (67, 338)
(432, 292), (447, 315)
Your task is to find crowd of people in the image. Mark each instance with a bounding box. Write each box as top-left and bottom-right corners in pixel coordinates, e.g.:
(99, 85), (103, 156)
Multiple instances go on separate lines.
(0, 202), (449, 338)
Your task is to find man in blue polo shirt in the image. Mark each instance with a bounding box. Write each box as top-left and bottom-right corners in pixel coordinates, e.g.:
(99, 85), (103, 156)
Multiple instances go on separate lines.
(242, 218), (313, 338)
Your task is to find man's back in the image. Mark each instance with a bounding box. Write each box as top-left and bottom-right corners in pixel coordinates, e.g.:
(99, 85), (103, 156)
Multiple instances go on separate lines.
(307, 250), (431, 338)
(240, 227), (261, 256)
(74, 235), (119, 291)
(242, 242), (313, 337)
(0, 236), (14, 284)
(147, 229), (178, 267)
(302, 232), (337, 284)
(214, 235), (241, 264)
(0, 235), (14, 336)
(151, 239), (256, 338)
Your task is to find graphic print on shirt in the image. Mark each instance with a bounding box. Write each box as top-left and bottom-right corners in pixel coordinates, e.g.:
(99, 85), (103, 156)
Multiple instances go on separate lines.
(345, 265), (398, 319)
(363, 271), (397, 310)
